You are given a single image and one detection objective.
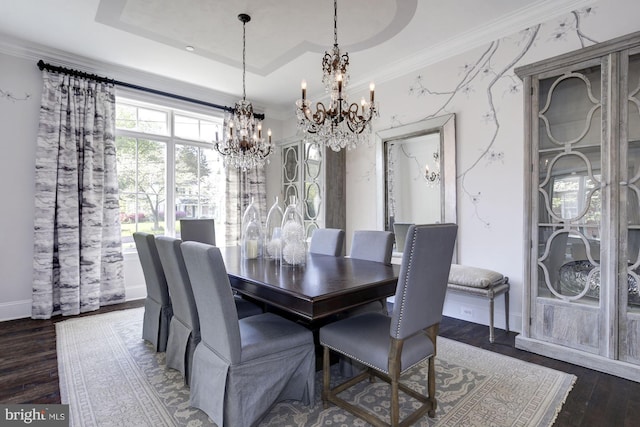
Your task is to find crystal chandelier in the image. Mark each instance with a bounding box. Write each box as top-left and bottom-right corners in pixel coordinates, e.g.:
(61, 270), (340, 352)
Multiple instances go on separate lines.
(295, 0), (379, 152)
(215, 13), (272, 170)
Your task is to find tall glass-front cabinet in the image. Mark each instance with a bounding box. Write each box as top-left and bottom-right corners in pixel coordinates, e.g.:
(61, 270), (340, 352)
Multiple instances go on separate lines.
(517, 31), (640, 381)
(281, 139), (346, 238)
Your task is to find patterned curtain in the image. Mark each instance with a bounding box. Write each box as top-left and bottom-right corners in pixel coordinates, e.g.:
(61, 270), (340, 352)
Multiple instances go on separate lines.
(31, 70), (125, 319)
(225, 166), (268, 245)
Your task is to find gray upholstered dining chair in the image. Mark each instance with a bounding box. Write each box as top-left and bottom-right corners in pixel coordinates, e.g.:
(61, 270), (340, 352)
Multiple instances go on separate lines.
(392, 222), (413, 253)
(347, 230), (395, 315)
(320, 223), (458, 426)
(155, 236), (201, 386)
(340, 230), (395, 377)
(179, 218), (216, 245)
(156, 236), (263, 386)
(309, 228), (345, 256)
(181, 241), (316, 426)
(133, 232), (172, 352)
(350, 230), (395, 264)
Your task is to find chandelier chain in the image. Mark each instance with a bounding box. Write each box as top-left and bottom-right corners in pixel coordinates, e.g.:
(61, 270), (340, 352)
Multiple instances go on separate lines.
(333, 0), (338, 48)
(215, 13), (273, 170)
(242, 18), (246, 101)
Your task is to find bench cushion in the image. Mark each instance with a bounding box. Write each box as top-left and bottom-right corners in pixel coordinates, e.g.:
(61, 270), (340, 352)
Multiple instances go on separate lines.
(448, 264), (504, 289)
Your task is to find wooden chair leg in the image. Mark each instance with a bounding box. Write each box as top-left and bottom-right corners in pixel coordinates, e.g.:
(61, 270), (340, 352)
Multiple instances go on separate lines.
(323, 346), (330, 409)
(389, 338), (403, 427)
(427, 356), (436, 418)
(426, 324), (438, 418)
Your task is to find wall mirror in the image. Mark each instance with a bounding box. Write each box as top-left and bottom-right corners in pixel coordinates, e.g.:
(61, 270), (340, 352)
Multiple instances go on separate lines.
(376, 114), (457, 254)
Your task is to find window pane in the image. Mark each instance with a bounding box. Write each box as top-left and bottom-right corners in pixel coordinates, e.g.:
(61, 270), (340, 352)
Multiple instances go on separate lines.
(116, 104), (137, 129)
(175, 145), (225, 244)
(201, 119), (219, 142)
(175, 115), (221, 142)
(175, 114), (199, 140)
(175, 145), (201, 218)
(138, 107), (168, 134)
(118, 193), (137, 251)
(116, 137), (137, 193)
(116, 137), (166, 251)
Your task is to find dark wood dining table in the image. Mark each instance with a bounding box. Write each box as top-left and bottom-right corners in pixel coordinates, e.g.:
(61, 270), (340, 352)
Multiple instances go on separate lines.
(220, 246), (400, 322)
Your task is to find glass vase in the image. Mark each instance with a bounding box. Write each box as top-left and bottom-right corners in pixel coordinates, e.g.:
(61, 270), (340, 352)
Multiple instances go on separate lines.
(241, 197), (263, 259)
(280, 195), (306, 266)
(264, 197), (284, 261)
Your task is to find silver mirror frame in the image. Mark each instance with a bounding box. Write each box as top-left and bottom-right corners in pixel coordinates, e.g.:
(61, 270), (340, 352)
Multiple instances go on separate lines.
(375, 113), (457, 240)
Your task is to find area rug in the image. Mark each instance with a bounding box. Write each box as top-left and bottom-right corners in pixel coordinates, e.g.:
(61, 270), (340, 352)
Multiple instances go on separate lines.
(57, 308), (575, 426)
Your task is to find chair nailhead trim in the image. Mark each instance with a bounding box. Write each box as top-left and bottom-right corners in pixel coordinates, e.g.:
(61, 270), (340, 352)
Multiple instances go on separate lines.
(394, 228), (417, 339)
(320, 343), (432, 375)
(321, 343), (388, 374)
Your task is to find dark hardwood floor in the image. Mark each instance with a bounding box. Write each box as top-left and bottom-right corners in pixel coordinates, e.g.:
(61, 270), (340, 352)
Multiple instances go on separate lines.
(1, 300), (638, 426)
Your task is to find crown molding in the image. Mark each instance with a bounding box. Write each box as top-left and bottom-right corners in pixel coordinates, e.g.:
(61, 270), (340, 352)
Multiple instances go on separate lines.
(0, 31), (270, 116)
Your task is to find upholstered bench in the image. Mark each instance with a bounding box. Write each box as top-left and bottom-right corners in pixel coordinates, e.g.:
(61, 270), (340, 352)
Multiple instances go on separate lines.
(447, 264), (509, 343)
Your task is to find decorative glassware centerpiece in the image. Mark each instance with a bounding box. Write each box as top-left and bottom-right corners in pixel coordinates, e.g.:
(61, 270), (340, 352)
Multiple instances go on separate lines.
(264, 196), (283, 261)
(241, 197), (263, 259)
(280, 196), (306, 266)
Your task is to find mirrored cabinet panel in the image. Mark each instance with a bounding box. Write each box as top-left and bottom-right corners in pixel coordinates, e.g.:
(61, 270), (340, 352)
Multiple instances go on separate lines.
(281, 139), (345, 239)
(517, 31), (640, 381)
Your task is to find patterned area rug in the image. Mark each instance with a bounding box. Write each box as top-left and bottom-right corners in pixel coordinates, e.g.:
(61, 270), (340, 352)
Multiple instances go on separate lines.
(57, 308), (575, 426)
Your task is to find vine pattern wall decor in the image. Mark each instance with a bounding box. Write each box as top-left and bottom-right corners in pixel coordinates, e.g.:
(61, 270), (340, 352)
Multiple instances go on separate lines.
(406, 7), (598, 228)
(0, 88), (31, 102)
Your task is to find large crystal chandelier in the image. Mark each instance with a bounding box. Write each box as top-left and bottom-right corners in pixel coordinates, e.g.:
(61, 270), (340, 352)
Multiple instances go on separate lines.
(215, 13), (272, 170)
(295, 0), (379, 152)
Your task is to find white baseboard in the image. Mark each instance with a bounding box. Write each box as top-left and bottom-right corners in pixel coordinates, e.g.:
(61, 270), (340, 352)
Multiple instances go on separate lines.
(125, 285), (147, 301)
(0, 288), (148, 322)
(0, 299), (32, 322)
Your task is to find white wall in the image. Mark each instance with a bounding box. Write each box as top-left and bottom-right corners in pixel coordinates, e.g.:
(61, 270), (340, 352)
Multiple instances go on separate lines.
(342, 0), (640, 330)
(0, 52), (42, 319)
(1, 0), (640, 324)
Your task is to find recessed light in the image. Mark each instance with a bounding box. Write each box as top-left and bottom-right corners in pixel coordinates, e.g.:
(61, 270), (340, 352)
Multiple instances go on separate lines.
(185, 46), (195, 52)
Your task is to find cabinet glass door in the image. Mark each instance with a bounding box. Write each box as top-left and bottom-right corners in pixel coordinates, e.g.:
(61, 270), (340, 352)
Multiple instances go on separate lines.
(533, 60), (605, 353)
(303, 141), (323, 236)
(620, 50), (640, 364)
(281, 140), (325, 240)
(282, 144), (300, 205)
(536, 63), (603, 303)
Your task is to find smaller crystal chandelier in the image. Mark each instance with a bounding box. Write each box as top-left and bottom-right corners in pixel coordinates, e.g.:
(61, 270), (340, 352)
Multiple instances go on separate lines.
(215, 13), (272, 170)
(424, 151), (441, 185)
(295, 0), (379, 152)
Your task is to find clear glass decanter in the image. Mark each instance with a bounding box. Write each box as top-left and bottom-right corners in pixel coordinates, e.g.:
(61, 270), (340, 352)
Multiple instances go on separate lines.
(241, 197), (263, 259)
(280, 195), (306, 266)
(264, 196), (284, 261)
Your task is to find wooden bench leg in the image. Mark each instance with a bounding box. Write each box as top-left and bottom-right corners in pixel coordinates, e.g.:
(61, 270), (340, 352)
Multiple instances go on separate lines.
(489, 297), (495, 343)
(505, 290), (510, 333)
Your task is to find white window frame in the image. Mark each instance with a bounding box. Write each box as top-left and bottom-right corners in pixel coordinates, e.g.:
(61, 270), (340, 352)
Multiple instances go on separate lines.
(115, 89), (226, 252)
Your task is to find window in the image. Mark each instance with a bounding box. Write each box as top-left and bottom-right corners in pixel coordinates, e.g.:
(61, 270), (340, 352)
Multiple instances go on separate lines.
(551, 172), (601, 226)
(115, 97), (226, 252)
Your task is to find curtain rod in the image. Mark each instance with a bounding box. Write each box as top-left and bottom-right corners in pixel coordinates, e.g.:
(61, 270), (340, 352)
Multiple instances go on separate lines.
(36, 60), (265, 120)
